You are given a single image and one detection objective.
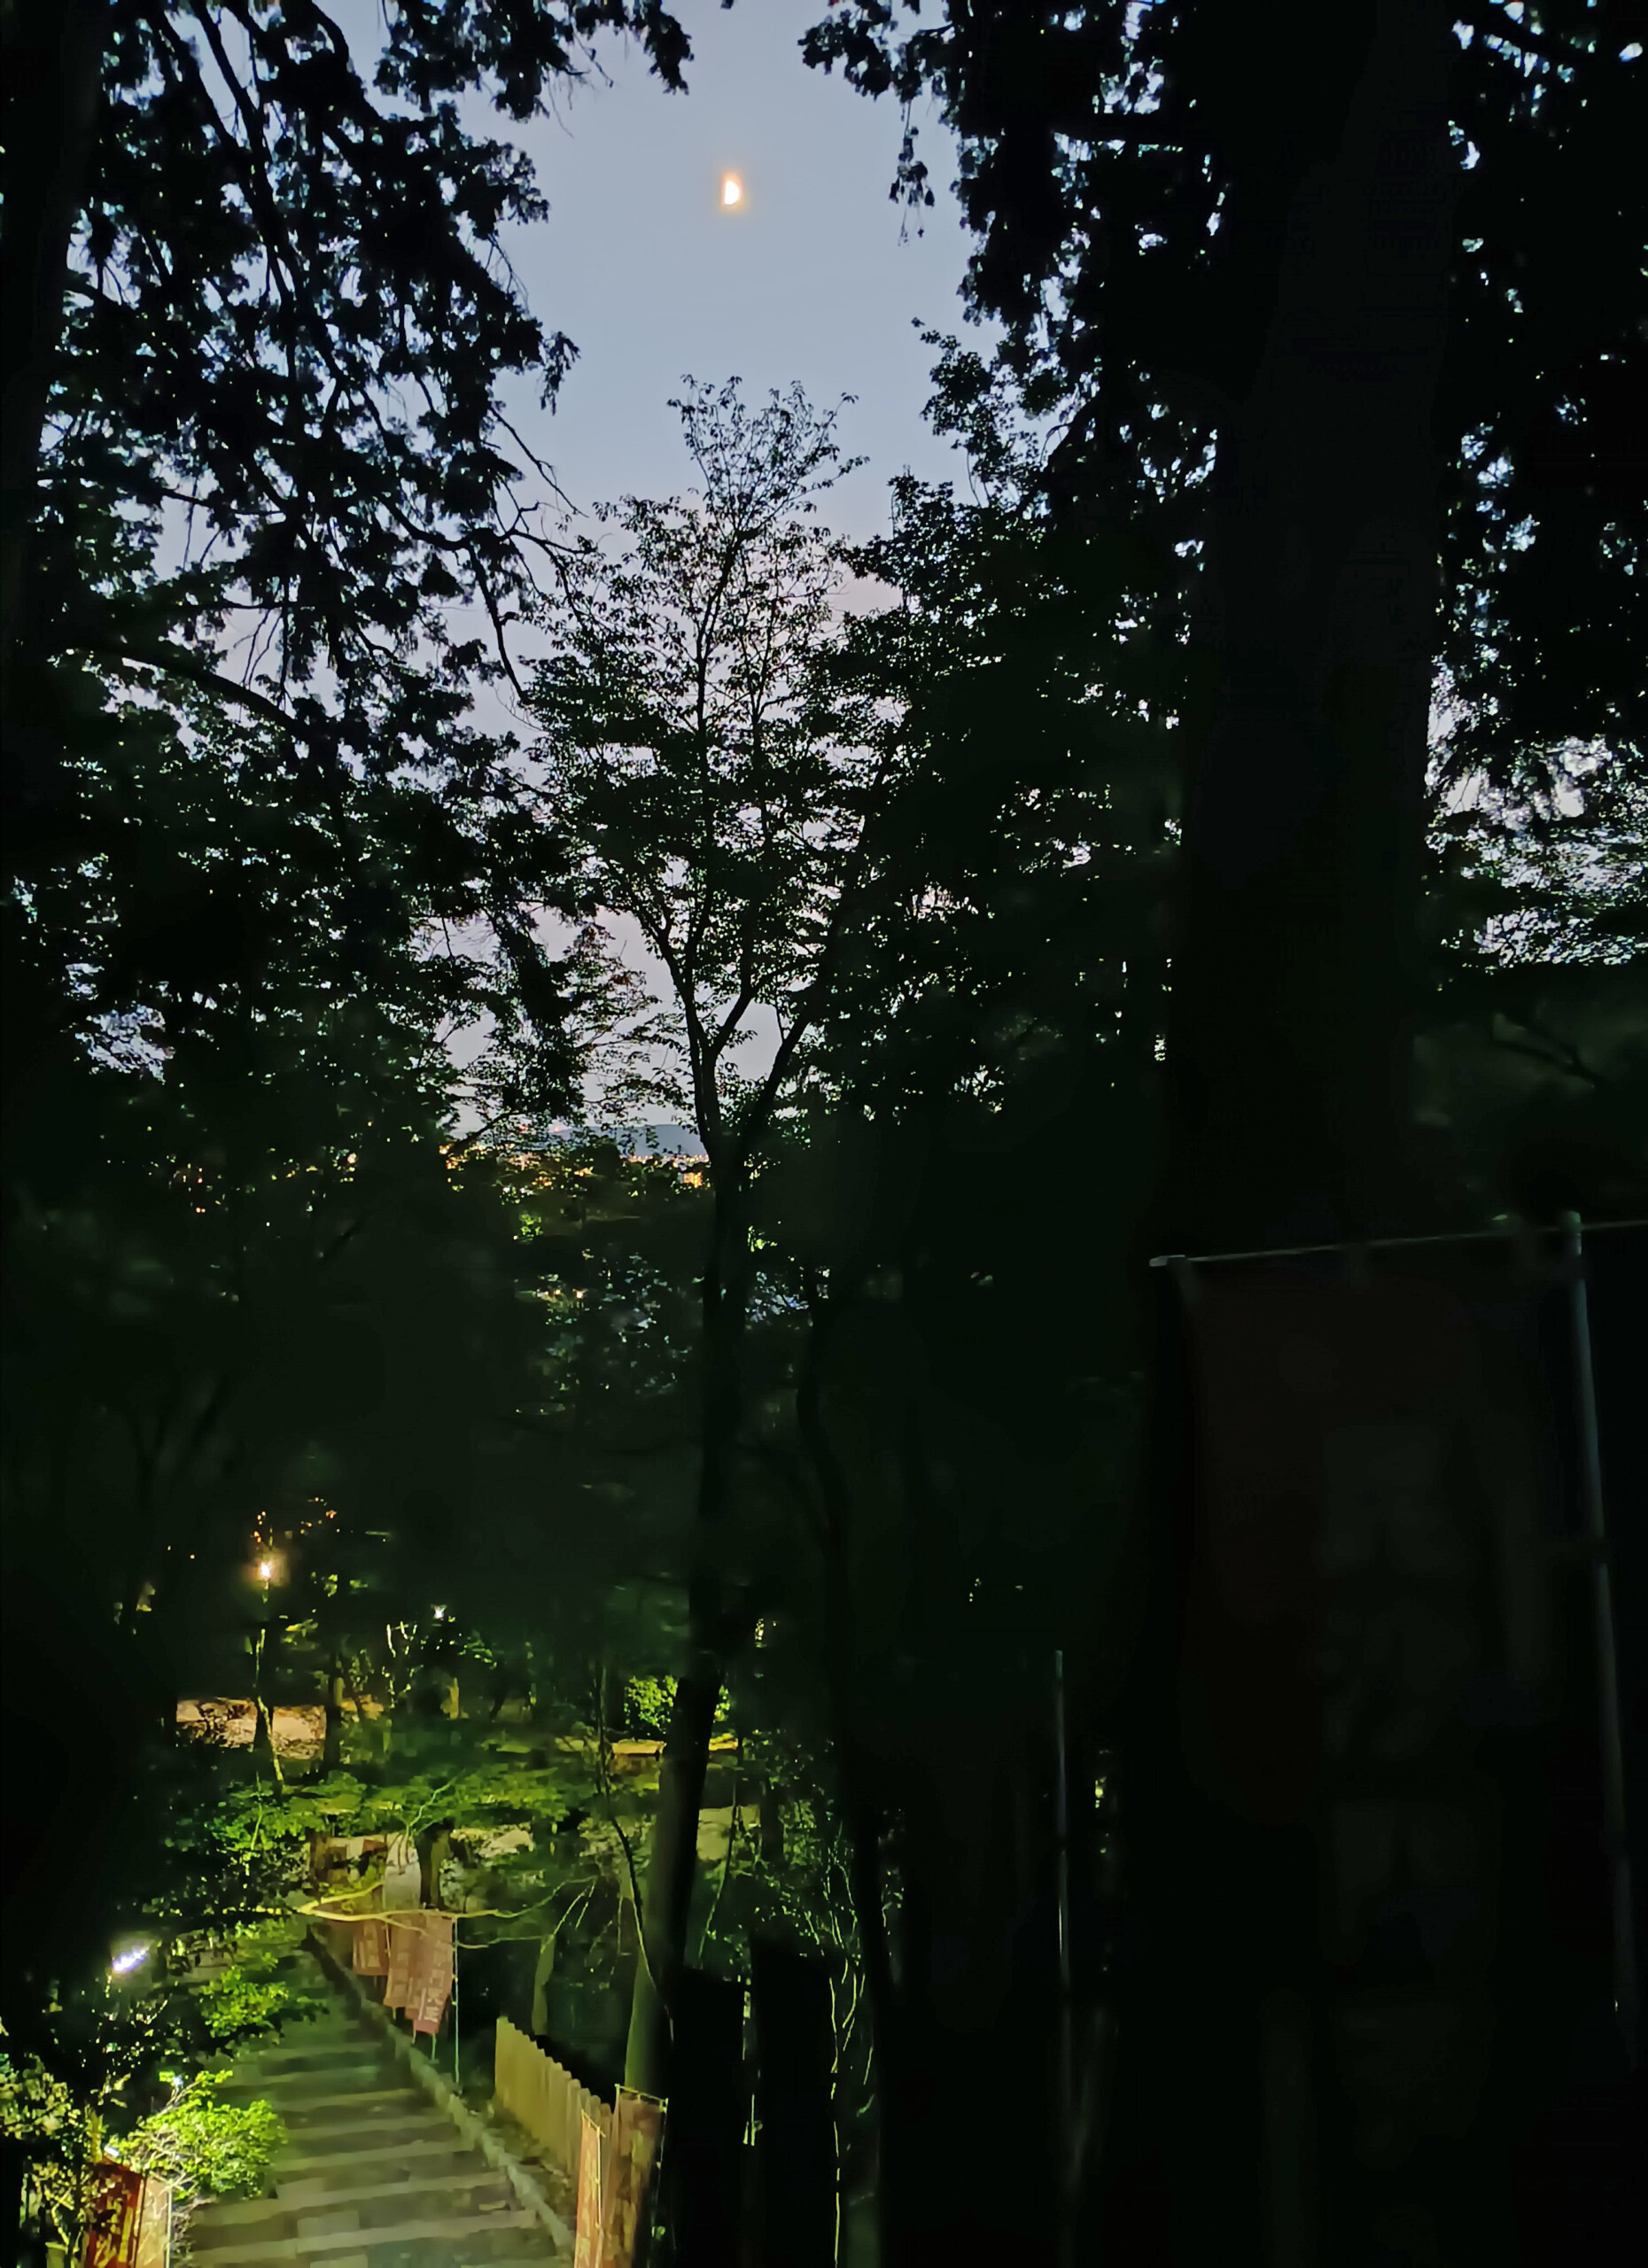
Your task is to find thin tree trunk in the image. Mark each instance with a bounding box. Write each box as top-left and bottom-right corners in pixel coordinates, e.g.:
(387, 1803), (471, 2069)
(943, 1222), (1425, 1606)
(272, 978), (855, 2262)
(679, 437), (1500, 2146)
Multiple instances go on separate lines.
(622, 1204), (753, 2096)
(0, 0), (104, 680)
(757, 1775), (786, 1869)
(623, 1647), (725, 2095)
(323, 1654), (346, 1774)
(2, 2138), (41, 2268)
(251, 1697), (283, 1787)
(119, 1436), (159, 1639)
(252, 1603), (284, 1787)
(343, 1655), (385, 1764)
(417, 1826), (452, 1909)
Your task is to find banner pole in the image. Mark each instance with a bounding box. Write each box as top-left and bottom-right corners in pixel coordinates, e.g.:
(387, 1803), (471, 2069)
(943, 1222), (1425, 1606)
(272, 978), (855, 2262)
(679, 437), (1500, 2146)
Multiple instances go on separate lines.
(1147, 1213), (1645, 1270)
(1053, 1649), (1075, 2267)
(1561, 1212), (1640, 2070)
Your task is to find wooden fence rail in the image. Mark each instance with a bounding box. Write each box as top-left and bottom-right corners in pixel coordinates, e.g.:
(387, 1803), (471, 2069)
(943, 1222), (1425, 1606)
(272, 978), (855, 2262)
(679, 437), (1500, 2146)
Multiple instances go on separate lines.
(494, 2017), (612, 2191)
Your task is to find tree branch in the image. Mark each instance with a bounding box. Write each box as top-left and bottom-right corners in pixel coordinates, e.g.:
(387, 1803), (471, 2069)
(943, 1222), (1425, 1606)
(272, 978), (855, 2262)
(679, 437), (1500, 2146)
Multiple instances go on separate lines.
(1489, 1014), (1605, 1087)
(1458, 8), (1592, 67)
(87, 639), (299, 732)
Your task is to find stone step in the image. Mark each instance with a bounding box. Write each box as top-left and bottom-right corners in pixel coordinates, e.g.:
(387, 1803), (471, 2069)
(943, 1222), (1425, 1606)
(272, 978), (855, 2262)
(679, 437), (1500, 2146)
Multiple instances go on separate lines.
(280, 2169), (512, 2215)
(233, 2084), (410, 2117)
(272, 2109), (453, 2156)
(231, 2040), (384, 2066)
(229, 2082), (404, 2116)
(302, 2179), (517, 2236)
(270, 2138), (479, 2183)
(187, 2205), (541, 2265)
(190, 2168), (515, 2241)
(232, 2050), (384, 2084)
(190, 1948), (568, 2266)
(237, 2032), (378, 2067)
(230, 2062), (393, 2096)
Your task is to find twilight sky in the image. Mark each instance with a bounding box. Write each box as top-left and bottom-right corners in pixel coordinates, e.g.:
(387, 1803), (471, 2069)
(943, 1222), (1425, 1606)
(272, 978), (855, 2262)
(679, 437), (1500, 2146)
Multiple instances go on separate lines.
(326, 1), (999, 1124)
(483, 0), (991, 537)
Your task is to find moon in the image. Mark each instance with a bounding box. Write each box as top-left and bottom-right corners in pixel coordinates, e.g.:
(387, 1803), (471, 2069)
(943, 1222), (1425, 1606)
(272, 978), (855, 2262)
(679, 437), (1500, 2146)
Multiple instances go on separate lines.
(721, 174), (743, 208)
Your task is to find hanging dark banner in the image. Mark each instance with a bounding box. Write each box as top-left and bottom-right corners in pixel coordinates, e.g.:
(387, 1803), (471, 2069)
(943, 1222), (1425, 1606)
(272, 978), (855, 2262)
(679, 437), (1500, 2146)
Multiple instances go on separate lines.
(1180, 1264), (1555, 1827)
(1173, 1245), (1623, 2263)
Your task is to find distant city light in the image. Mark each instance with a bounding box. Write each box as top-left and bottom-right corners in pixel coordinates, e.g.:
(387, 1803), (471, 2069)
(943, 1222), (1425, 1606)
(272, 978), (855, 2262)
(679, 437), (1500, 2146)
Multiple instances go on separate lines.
(110, 1946), (148, 1977)
(258, 1560), (274, 1580)
(722, 174), (743, 208)
(432, 1606), (447, 1621)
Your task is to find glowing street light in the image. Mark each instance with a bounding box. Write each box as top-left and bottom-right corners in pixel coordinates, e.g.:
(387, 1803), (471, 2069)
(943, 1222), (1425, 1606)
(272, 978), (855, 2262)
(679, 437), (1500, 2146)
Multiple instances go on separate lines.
(110, 1946), (149, 1977)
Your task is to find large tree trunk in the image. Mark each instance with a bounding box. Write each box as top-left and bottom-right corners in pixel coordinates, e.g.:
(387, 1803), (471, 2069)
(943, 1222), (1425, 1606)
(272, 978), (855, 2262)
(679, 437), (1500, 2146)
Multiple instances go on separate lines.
(799, 1253), (1052, 2266)
(884, 1744), (1052, 2268)
(1112, 8), (1457, 2264)
(1163, 0), (1453, 1253)
(0, 0), (104, 683)
(622, 1204), (752, 2097)
(794, 1281), (906, 2263)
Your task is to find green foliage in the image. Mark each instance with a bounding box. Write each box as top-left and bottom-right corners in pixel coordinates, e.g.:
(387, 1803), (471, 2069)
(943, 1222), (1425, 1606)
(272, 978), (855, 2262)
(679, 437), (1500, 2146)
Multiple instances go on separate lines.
(9, 0), (696, 817)
(1418, 755), (1648, 1216)
(820, 363), (1179, 1124)
(625, 1676), (676, 1738)
(195, 1925), (327, 2048)
(0, 2036), (81, 2149)
(622, 1674), (733, 1738)
(805, 4), (1644, 796)
(517, 378), (886, 1151)
(0, 2033), (92, 2251)
(117, 2071), (284, 2203)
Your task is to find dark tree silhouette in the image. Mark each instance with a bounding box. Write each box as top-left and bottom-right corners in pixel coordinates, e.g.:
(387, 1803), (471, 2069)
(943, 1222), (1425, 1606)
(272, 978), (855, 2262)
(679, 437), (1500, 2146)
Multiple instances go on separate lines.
(805, 0), (1644, 1243)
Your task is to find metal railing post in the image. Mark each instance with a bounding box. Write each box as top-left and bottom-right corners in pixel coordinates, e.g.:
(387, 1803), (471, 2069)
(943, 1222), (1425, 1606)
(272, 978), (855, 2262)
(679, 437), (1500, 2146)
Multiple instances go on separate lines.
(1561, 1213), (1640, 2070)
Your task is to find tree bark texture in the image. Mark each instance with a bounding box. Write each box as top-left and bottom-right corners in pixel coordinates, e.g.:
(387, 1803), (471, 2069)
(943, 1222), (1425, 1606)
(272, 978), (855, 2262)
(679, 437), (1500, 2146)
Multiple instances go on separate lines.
(323, 1657), (346, 1774)
(885, 1748), (1060, 2268)
(0, 0), (104, 685)
(1163, 0), (1455, 1253)
(1119, 14), (1458, 2260)
(623, 1208), (752, 2097)
(251, 1696), (283, 1786)
(794, 1285), (906, 2263)
(623, 1649), (724, 2097)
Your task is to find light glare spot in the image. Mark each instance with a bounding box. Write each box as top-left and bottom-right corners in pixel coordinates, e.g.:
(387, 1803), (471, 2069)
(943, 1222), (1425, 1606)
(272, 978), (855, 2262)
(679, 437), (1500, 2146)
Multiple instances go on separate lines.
(722, 174), (742, 208)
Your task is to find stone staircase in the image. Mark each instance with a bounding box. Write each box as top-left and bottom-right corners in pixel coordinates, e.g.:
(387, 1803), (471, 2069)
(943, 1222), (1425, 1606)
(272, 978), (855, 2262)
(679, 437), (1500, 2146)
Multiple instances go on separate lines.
(187, 1983), (565, 2268)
